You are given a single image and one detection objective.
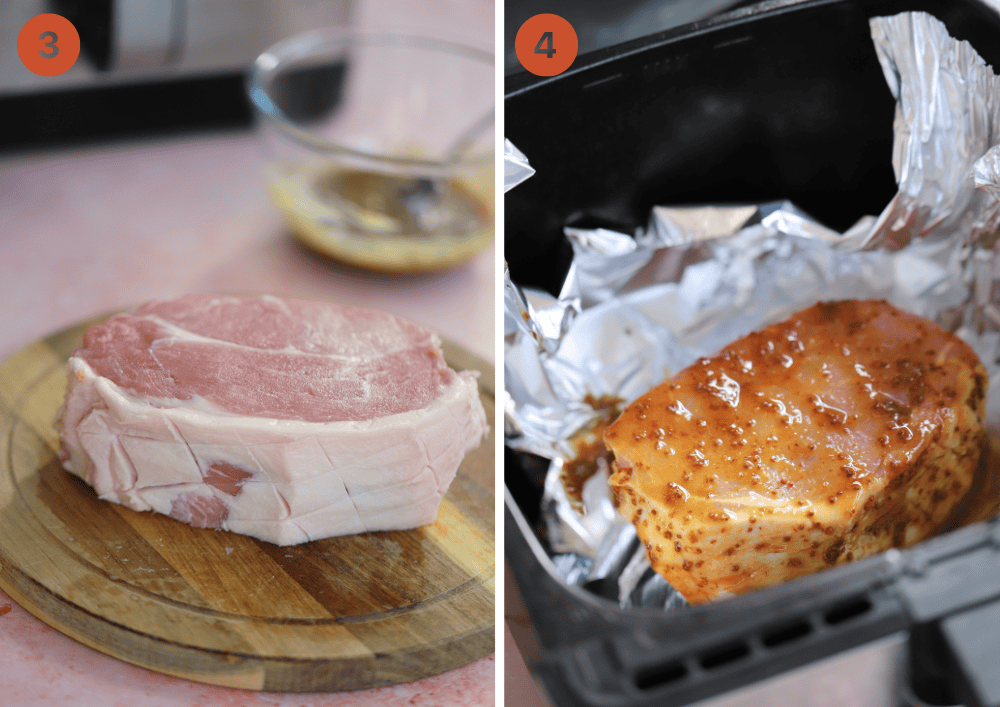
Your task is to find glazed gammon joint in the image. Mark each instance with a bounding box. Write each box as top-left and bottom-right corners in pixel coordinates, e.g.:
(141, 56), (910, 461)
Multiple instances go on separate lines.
(603, 300), (987, 604)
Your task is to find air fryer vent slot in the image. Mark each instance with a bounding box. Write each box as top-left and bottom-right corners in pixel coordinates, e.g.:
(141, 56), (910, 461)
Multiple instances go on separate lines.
(761, 619), (812, 647)
(824, 596), (873, 625)
(699, 642), (751, 670)
(634, 661), (688, 691)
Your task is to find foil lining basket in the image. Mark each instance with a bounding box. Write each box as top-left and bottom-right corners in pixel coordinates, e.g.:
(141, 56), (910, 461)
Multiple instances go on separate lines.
(504, 11), (1000, 610)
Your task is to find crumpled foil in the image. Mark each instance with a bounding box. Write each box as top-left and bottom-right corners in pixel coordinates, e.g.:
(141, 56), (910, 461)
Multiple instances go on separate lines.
(504, 11), (1000, 610)
(504, 138), (535, 193)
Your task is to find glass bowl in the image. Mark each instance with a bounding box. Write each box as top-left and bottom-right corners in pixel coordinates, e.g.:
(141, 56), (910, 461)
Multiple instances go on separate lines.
(248, 28), (494, 272)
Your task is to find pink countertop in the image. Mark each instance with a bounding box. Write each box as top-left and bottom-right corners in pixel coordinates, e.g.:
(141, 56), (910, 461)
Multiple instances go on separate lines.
(0, 132), (494, 364)
(0, 2), (495, 704)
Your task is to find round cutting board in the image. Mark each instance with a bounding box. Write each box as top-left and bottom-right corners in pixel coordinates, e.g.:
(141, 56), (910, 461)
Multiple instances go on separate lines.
(0, 316), (494, 692)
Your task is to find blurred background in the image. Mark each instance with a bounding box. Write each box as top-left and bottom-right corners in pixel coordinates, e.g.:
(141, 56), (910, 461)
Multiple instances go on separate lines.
(0, 0), (493, 362)
(0, 1), (494, 706)
(2, 0), (356, 149)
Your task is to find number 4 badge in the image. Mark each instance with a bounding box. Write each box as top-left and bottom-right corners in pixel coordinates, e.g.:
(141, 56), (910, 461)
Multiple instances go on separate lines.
(515, 15), (578, 77)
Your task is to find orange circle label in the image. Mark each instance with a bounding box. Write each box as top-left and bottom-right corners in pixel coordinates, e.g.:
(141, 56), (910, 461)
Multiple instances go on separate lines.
(515, 14), (578, 77)
(17, 14), (80, 77)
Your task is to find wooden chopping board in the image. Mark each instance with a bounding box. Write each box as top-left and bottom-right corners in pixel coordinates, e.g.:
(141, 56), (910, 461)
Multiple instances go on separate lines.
(0, 316), (494, 692)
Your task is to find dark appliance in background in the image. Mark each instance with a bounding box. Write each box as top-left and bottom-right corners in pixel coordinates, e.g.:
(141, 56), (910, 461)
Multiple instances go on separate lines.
(503, 0), (751, 76)
(505, 1), (1000, 706)
(0, 0), (353, 151)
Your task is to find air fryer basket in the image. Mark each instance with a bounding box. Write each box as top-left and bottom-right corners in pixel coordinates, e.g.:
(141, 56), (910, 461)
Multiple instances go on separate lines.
(504, 1), (1000, 706)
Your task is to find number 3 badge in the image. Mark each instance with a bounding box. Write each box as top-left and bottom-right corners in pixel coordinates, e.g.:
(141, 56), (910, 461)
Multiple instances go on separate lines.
(17, 14), (80, 77)
(515, 14), (579, 77)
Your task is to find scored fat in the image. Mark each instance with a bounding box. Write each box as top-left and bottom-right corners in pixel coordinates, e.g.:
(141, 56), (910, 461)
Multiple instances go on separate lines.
(56, 294), (488, 546)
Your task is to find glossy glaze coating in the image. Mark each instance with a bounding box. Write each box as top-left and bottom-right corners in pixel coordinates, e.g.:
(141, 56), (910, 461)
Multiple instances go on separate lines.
(604, 300), (987, 604)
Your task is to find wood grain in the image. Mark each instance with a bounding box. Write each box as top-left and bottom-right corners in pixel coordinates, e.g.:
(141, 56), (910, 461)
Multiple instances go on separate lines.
(0, 316), (495, 692)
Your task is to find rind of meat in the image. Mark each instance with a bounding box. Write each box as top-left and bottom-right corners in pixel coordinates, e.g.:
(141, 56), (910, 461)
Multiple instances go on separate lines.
(55, 295), (488, 546)
(603, 300), (987, 604)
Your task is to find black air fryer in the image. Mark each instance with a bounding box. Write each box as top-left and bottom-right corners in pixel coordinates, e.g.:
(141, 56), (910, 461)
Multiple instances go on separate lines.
(504, 1), (1000, 705)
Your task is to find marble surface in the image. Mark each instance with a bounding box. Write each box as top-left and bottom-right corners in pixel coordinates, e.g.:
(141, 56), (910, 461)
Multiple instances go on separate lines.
(0, 1), (495, 703)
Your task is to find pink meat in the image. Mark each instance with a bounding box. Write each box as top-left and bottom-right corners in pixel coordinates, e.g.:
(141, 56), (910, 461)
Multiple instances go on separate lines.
(55, 294), (488, 545)
(78, 296), (453, 422)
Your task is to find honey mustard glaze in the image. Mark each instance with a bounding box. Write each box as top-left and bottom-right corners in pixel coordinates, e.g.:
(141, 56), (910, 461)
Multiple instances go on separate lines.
(603, 300), (988, 604)
(560, 395), (624, 512)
